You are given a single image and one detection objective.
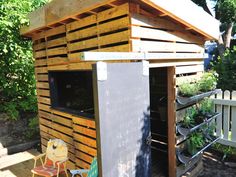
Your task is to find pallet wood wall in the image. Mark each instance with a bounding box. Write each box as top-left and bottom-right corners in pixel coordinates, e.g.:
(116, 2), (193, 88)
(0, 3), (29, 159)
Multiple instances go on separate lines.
(32, 1), (205, 172)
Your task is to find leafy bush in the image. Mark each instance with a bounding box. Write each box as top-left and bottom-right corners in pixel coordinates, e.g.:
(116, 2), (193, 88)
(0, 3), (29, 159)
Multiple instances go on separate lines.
(213, 48), (236, 91)
(0, 0), (49, 120)
(25, 116), (39, 139)
(197, 98), (214, 116)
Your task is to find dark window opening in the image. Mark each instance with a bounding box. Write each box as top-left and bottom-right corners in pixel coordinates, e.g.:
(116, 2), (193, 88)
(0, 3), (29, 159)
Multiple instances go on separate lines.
(49, 71), (94, 118)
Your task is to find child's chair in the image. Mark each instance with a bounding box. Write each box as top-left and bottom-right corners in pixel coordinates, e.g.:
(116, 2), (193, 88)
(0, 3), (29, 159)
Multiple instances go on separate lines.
(31, 139), (69, 177)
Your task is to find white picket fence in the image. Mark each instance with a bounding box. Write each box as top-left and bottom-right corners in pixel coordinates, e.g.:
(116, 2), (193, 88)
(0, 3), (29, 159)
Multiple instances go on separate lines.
(211, 90), (236, 148)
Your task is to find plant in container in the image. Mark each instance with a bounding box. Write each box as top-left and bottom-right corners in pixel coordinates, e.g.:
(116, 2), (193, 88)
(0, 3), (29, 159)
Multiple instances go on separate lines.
(178, 82), (199, 97)
(198, 72), (218, 92)
(181, 107), (197, 128)
(186, 132), (205, 155)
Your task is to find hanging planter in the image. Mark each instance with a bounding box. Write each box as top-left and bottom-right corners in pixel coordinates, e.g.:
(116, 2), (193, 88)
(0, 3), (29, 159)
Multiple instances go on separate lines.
(177, 113), (221, 138)
(176, 72), (220, 110)
(177, 135), (220, 165)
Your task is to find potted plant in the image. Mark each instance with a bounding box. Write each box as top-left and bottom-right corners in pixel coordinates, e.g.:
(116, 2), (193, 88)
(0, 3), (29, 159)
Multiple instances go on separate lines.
(186, 132), (205, 155)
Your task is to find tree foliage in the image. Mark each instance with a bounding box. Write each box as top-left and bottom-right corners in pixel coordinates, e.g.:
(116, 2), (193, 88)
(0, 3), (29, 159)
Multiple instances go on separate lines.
(0, 0), (49, 120)
(212, 48), (236, 91)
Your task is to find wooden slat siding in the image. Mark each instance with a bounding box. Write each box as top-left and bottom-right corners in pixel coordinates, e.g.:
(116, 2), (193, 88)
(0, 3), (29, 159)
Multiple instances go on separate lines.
(72, 117), (96, 129)
(99, 30), (130, 46)
(35, 59), (47, 67)
(176, 65), (204, 75)
(76, 158), (91, 169)
(75, 150), (94, 163)
(167, 67), (176, 177)
(37, 96), (51, 105)
(67, 160), (76, 170)
(47, 64), (68, 71)
(97, 16), (129, 34)
(68, 38), (98, 52)
(73, 124), (96, 138)
(74, 141), (97, 157)
(232, 91), (236, 141)
(39, 117), (52, 127)
(39, 110), (51, 119)
(130, 13), (204, 45)
(68, 49), (98, 62)
(36, 82), (49, 89)
(223, 90), (230, 140)
(34, 42), (46, 51)
(35, 67), (48, 74)
(47, 37), (67, 48)
(73, 133), (97, 148)
(99, 43), (130, 52)
(47, 46), (67, 56)
(47, 57), (68, 66)
(51, 122), (73, 136)
(176, 72), (202, 86)
(40, 131), (50, 141)
(131, 40), (204, 53)
(66, 15), (97, 32)
(131, 26), (202, 44)
(50, 129), (74, 145)
(50, 114), (72, 127)
(35, 50), (47, 59)
(67, 26), (98, 42)
(36, 74), (48, 82)
(51, 109), (73, 119)
(37, 89), (50, 97)
(32, 31), (46, 42)
(38, 103), (50, 112)
(97, 3), (129, 22)
(215, 91), (223, 137)
(45, 25), (66, 37)
(40, 124), (51, 134)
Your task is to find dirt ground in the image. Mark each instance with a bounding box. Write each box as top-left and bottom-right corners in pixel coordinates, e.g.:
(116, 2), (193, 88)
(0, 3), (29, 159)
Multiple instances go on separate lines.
(199, 150), (236, 177)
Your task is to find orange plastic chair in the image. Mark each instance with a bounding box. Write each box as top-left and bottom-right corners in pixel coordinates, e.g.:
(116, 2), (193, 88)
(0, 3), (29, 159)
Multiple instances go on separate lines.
(31, 139), (69, 177)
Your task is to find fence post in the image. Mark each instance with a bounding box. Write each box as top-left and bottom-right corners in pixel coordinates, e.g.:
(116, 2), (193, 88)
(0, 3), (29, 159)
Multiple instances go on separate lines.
(215, 90), (222, 137)
(232, 91), (236, 141)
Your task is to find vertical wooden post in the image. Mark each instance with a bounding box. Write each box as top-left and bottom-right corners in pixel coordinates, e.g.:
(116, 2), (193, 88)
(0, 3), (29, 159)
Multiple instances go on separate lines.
(167, 67), (176, 177)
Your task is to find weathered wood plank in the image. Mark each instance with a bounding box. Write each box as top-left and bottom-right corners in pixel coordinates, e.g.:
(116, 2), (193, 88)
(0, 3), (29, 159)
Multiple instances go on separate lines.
(51, 122), (73, 136)
(34, 42), (46, 51)
(47, 37), (67, 48)
(67, 26), (97, 42)
(75, 150), (93, 164)
(36, 82), (49, 89)
(74, 141), (97, 157)
(99, 30), (130, 46)
(35, 59), (47, 67)
(36, 74), (48, 82)
(47, 57), (68, 66)
(73, 133), (97, 148)
(98, 16), (129, 34)
(132, 40), (204, 53)
(66, 15), (96, 32)
(35, 67), (48, 74)
(47, 47), (67, 56)
(97, 3), (129, 22)
(37, 96), (51, 105)
(72, 117), (95, 129)
(37, 89), (50, 97)
(35, 50), (46, 59)
(68, 38), (98, 51)
(38, 103), (50, 112)
(176, 64), (204, 75)
(73, 124), (96, 138)
(75, 158), (90, 169)
(50, 114), (72, 127)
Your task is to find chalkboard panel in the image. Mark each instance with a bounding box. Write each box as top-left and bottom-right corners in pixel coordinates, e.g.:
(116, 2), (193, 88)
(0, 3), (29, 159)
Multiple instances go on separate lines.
(93, 62), (151, 177)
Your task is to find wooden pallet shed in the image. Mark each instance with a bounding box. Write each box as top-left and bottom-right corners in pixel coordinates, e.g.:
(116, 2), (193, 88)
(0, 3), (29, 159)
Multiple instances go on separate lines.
(21, 0), (219, 177)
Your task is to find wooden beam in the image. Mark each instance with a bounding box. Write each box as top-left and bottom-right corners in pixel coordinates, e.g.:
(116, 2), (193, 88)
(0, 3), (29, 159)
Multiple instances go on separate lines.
(80, 52), (207, 61)
(167, 67), (176, 177)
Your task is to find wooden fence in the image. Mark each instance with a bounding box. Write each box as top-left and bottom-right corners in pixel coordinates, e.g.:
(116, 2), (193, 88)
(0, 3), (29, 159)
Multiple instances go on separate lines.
(211, 90), (236, 148)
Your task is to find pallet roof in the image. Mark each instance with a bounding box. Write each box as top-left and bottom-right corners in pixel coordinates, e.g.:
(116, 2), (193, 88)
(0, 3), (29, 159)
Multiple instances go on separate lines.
(21, 0), (220, 40)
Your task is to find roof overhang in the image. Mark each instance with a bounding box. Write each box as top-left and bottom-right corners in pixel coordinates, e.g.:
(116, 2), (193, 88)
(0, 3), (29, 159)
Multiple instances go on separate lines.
(21, 0), (220, 41)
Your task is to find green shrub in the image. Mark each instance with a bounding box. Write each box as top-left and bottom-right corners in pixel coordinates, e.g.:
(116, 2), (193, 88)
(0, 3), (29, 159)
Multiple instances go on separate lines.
(197, 98), (214, 116)
(0, 0), (49, 120)
(213, 48), (236, 91)
(25, 116), (39, 139)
